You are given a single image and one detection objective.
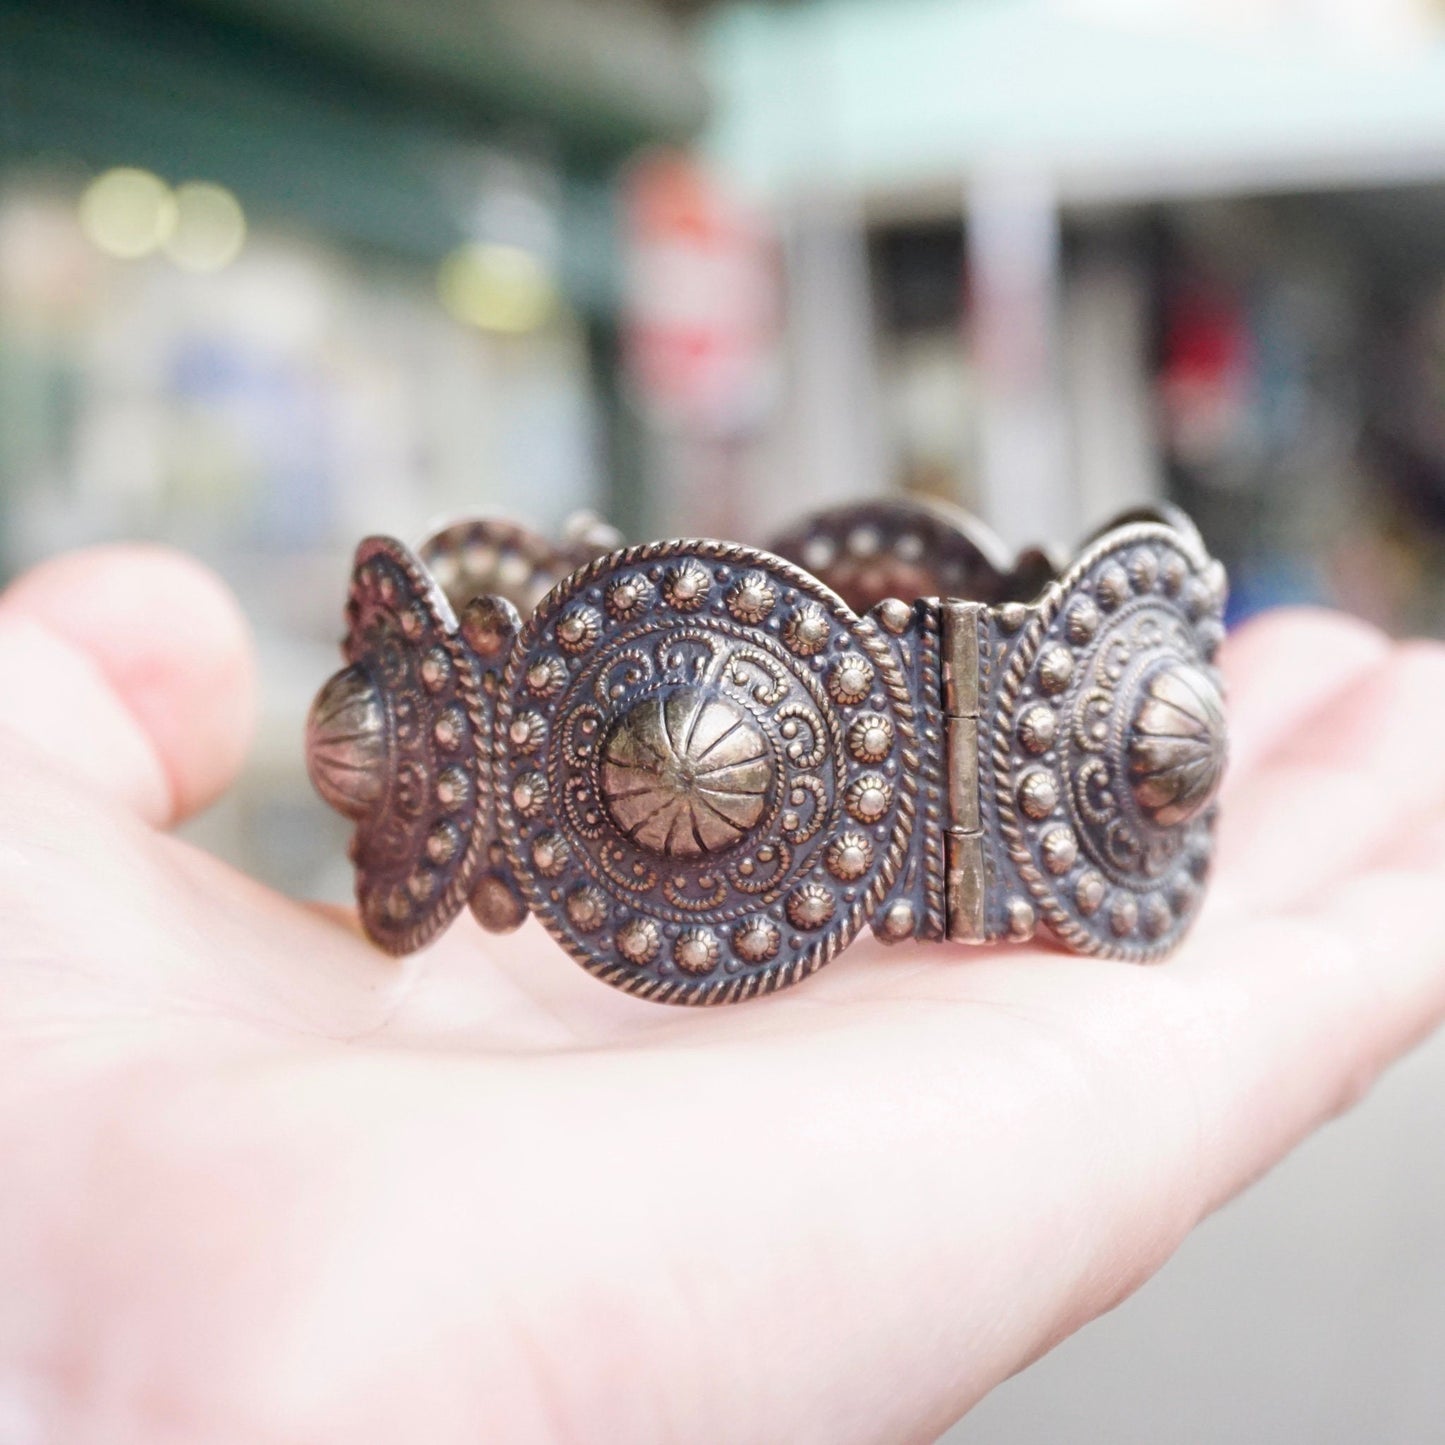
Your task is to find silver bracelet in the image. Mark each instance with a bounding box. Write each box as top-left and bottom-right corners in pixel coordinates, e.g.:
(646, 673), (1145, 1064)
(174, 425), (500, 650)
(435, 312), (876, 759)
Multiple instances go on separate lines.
(306, 499), (1227, 1004)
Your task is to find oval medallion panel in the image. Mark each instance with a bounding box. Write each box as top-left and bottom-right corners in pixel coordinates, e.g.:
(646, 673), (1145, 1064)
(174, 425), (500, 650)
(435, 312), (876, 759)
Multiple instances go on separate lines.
(991, 522), (1228, 960)
(326, 538), (490, 954)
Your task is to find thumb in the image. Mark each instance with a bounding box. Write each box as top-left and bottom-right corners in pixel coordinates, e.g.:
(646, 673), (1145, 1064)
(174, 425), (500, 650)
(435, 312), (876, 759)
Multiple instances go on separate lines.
(0, 545), (256, 826)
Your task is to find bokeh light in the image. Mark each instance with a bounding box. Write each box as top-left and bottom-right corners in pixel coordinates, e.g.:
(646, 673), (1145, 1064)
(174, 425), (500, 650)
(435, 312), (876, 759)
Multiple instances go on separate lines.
(164, 181), (246, 273)
(437, 242), (557, 334)
(78, 167), (177, 259)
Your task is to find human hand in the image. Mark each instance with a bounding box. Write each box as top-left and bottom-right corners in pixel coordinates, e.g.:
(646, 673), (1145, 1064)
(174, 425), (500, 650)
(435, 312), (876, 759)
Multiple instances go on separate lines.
(2, 545), (1442, 1444)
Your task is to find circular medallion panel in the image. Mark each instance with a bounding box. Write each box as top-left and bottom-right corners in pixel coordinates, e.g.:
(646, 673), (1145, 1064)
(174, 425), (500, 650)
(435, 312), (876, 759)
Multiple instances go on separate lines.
(992, 524), (1228, 959)
(497, 542), (919, 1004)
(337, 538), (489, 953)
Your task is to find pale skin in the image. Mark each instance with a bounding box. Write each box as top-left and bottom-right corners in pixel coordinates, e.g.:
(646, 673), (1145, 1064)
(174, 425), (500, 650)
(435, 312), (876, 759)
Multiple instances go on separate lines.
(2, 546), (1444, 1444)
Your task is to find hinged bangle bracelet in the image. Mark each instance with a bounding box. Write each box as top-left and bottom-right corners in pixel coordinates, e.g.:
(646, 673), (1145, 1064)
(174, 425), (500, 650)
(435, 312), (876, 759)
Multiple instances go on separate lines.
(306, 499), (1228, 1005)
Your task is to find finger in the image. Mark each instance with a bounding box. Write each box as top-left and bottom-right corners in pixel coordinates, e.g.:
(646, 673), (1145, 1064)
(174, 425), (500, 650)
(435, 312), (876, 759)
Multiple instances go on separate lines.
(1169, 815), (1445, 1217)
(25, 633), (1445, 1445)
(537, 845), (1445, 1443)
(0, 545), (255, 826)
(161, 849), (1445, 1445)
(1214, 640), (1445, 911)
(1219, 606), (1389, 790)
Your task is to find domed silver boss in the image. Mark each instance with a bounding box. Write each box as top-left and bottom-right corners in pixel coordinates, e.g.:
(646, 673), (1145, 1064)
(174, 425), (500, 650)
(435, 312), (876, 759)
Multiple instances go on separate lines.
(1129, 662), (1227, 828)
(306, 664), (388, 822)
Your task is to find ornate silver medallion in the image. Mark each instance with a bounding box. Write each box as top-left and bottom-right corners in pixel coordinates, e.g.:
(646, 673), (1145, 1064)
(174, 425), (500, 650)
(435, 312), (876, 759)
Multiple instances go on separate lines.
(495, 541), (918, 1003)
(986, 521), (1227, 959)
(306, 538), (489, 953)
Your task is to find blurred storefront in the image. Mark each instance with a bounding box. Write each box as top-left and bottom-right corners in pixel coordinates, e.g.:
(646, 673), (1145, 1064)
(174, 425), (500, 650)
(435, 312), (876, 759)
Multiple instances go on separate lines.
(0, 0), (707, 889)
(14, 0), (1445, 890)
(698, 0), (1445, 635)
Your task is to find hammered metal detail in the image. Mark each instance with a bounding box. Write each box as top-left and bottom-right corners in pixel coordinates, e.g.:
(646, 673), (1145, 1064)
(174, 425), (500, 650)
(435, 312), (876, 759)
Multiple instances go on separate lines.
(1067, 597), (1101, 644)
(434, 705), (466, 751)
(512, 771), (547, 818)
(1077, 870), (1106, 914)
(826, 830), (874, 881)
(879, 900), (916, 938)
(532, 830), (570, 876)
(496, 540), (918, 1004)
(426, 820), (461, 865)
(847, 712), (894, 763)
(661, 559), (712, 611)
(470, 872), (527, 932)
(1018, 770), (1059, 820)
(845, 772), (893, 823)
(567, 885), (609, 932)
(1129, 548), (1160, 592)
(605, 572), (655, 621)
(508, 710), (547, 754)
(1041, 826), (1078, 875)
(875, 598), (913, 635)
(673, 927), (721, 974)
(1037, 644), (1074, 694)
(734, 915), (781, 963)
(1097, 562), (1131, 609)
(1007, 896), (1037, 939)
(525, 655), (567, 699)
(617, 916), (662, 964)
(782, 601), (831, 657)
(307, 666), (387, 820)
(828, 654), (875, 705)
(727, 571), (777, 623)
(1017, 703), (1056, 755)
(989, 521), (1226, 960)
(787, 881), (837, 930)
(459, 597), (516, 661)
(557, 605), (602, 654)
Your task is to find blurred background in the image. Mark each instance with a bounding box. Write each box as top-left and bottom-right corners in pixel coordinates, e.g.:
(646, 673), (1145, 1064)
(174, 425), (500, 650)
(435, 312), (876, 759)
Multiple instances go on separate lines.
(3, 0), (1445, 1438)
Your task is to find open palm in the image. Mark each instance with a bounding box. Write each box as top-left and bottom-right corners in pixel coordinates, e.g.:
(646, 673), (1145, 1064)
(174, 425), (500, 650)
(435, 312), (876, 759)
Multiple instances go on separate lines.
(2, 544), (1442, 1444)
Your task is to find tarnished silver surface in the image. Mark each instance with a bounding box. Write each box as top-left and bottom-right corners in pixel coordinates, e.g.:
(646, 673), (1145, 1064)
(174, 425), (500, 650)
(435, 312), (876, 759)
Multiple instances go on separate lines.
(981, 520), (1226, 959)
(310, 537), (491, 953)
(494, 541), (919, 1004)
(308, 501), (1228, 998)
(306, 664), (387, 820)
(765, 497), (1059, 613)
(418, 511), (622, 615)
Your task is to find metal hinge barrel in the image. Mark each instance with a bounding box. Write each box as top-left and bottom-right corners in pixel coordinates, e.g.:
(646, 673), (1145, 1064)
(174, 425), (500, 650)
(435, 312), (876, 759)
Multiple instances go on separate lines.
(942, 600), (988, 943)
